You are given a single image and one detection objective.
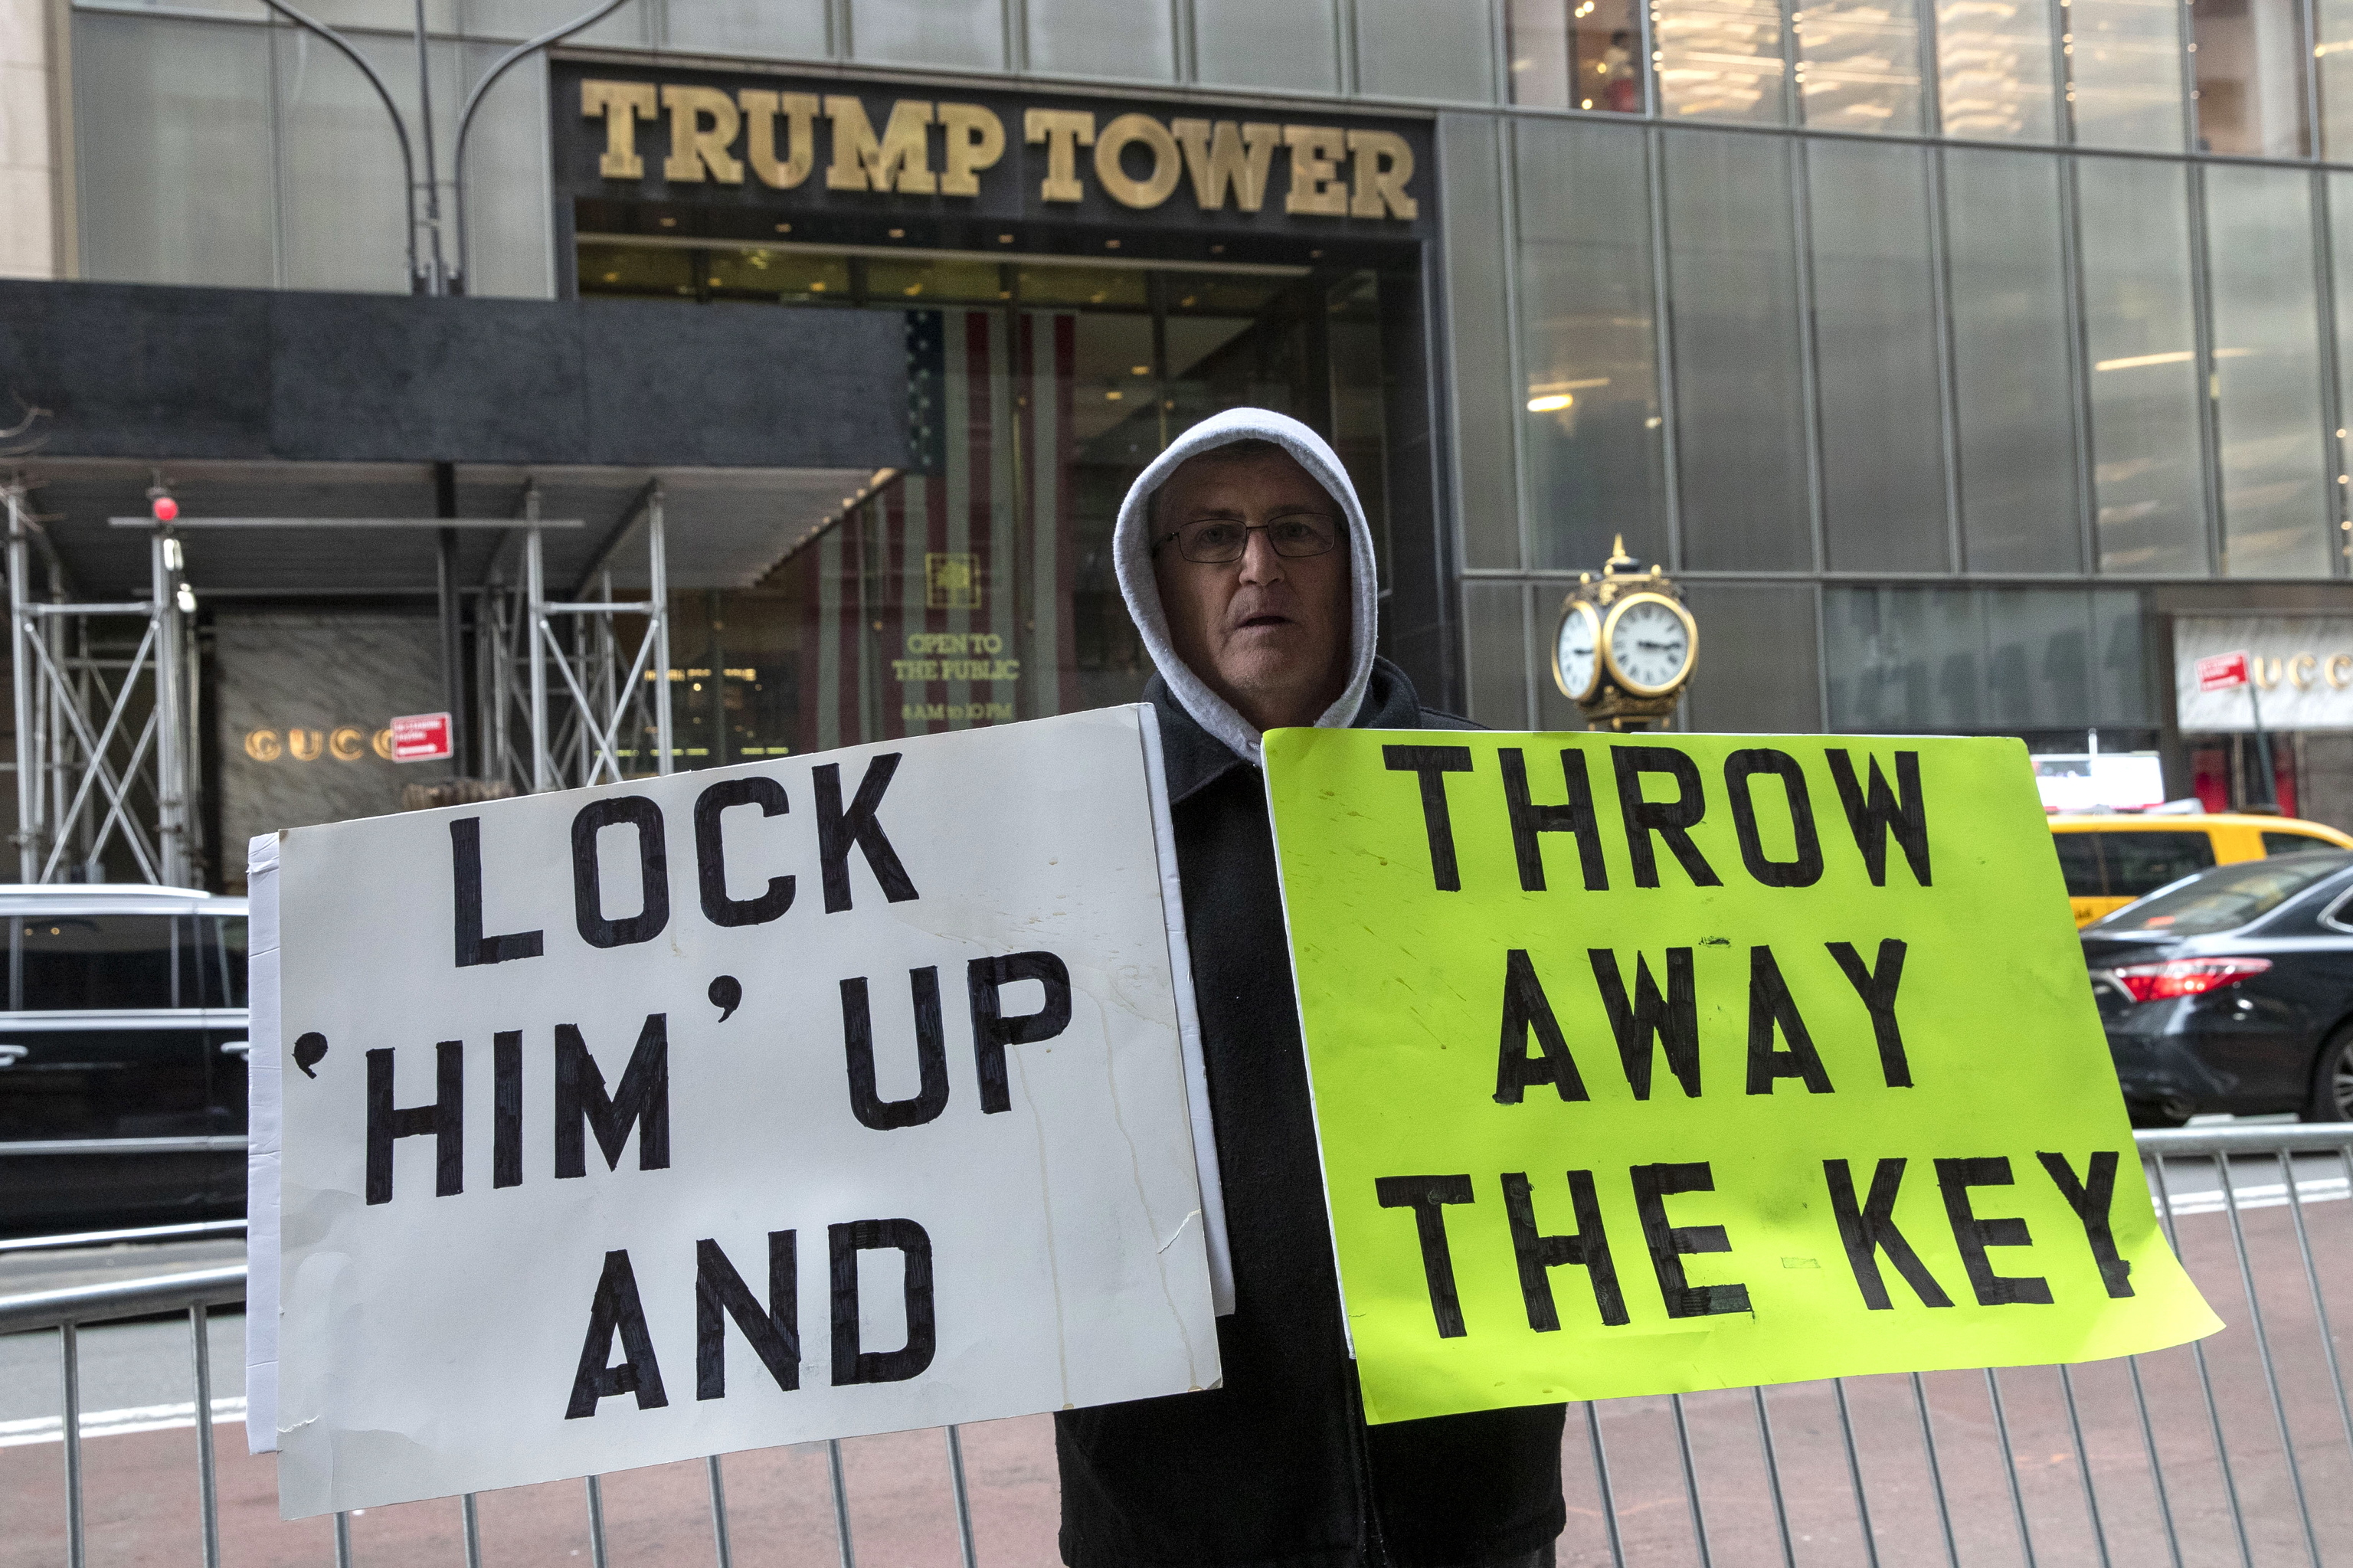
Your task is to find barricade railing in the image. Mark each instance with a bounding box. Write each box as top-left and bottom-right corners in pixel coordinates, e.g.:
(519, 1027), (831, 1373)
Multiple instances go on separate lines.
(3, 1124), (2348, 1567)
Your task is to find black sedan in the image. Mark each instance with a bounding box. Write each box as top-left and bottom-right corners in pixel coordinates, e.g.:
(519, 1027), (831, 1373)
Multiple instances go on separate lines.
(2083, 849), (2353, 1127)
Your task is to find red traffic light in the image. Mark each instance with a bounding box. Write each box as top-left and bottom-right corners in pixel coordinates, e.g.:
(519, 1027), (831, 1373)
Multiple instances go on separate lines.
(150, 495), (179, 523)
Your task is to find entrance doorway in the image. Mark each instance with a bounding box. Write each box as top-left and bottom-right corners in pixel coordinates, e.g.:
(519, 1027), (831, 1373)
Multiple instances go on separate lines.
(2188, 732), (2353, 827)
(577, 241), (1419, 757)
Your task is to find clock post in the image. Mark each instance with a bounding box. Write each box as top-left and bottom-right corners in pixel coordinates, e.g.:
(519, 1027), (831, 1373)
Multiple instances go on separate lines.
(1548, 536), (1698, 732)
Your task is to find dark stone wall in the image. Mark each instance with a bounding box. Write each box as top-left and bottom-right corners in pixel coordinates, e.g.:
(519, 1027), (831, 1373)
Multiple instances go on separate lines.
(0, 280), (910, 469)
(211, 611), (446, 883)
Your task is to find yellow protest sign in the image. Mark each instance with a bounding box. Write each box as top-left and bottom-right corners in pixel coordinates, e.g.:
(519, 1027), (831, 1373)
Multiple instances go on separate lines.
(1263, 729), (2219, 1424)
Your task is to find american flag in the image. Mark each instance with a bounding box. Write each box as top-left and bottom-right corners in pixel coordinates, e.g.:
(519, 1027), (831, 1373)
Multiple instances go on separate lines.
(785, 309), (1080, 751)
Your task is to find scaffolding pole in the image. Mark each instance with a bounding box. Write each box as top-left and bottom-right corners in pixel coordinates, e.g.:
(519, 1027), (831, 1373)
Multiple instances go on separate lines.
(519, 485), (670, 793)
(8, 481), (36, 885)
(5, 486), (195, 887)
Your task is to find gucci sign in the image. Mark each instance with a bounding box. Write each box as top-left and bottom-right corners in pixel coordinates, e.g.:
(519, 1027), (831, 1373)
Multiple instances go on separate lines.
(246, 727), (395, 763)
(2175, 614), (2353, 735)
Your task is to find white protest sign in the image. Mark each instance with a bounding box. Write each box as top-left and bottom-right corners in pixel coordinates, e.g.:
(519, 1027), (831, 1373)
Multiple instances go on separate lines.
(250, 707), (1222, 1518)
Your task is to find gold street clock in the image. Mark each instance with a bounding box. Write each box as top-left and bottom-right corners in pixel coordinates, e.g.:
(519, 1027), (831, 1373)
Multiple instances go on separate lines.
(1550, 536), (1697, 731)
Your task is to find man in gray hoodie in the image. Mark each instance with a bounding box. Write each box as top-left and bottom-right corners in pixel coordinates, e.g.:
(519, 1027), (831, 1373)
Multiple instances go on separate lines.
(1052, 410), (1567, 1567)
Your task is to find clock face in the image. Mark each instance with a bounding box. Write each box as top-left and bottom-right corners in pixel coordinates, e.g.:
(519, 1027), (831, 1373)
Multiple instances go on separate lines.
(1554, 601), (1601, 700)
(1604, 594), (1695, 696)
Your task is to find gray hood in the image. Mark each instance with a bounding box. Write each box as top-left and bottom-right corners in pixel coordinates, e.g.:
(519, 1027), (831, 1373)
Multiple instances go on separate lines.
(1112, 408), (1379, 765)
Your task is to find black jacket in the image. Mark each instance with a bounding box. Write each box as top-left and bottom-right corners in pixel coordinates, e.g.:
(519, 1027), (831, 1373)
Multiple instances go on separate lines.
(1055, 660), (1566, 1568)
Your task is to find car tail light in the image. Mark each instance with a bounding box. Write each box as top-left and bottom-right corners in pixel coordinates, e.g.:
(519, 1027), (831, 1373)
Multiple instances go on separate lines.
(2107, 957), (2273, 1003)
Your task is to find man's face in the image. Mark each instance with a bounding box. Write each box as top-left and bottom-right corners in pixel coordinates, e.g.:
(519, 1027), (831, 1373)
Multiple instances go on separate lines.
(1150, 447), (1351, 732)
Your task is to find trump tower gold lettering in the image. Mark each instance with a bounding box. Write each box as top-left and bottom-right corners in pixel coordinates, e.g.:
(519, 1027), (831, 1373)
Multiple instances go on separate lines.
(577, 78), (1419, 221)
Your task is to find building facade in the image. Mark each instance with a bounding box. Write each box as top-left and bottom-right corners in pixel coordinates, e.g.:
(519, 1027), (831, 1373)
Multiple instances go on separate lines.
(11, 0), (2353, 852)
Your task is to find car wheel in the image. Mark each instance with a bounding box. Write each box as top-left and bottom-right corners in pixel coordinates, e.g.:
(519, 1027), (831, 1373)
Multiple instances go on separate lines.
(2302, 1027), (2353, 1123)
(2129, 1095), (2194, 1129)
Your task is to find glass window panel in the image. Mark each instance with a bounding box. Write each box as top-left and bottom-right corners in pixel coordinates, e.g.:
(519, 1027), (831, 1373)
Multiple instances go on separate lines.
(1655, 0), (1792, 122)
(1462, 582), (1533, 727)
(74, 0), (267, 15)
(2076, 155), (2206, 572)
(208, 918), (249, 1009)
(1327, 273), (1391, 587)
(1356, 0), (1500, 101)
(275, 26), (451, 293)
(1677, 584), (1822, 732)
(280, 0), (453, 31)
(1983, 585), (2090, 726)
(846, 0), (997, 70)
(1507, 0), (1647, 110)
(1936, 0), (2059, 140)
(1157, 277), (1319, 429)
(1515, 117), (1666, 573)
(1071, 313), (1159, 452)
(2206, 165), (2330, 578)
(0, 1023), (211, 1138)
(1798, 0), (1924, 132)
(1026, 0), (1175, 80)
(1944, 146), (2080, 571)
(867, 255), (1007, 303)
(74, 11), (276, 287)
(1162, 316), (1255, 381)
(17, 915), (177, 1010)
(570, 0), (652, 47)
(1824, 586), (2139, 729)
(2102, 846), (2344, 928)
(1441, 114), (1520, 571)
(2093, 586), (2151, 721)
(2320, 0), (2353, 157)
(2053, 832), (2105, 895)
(455, 39), (550, 299)
(1194, 0), (1340, 93)
(1163, 272), (1289, 315)
(2192, 0), (2310, 155)
(1824, 584), (1980, 730)
(1663, 129), (1812, 570)
(1015, 262), (1148, 307)
(1511, 0), (1577, 103)
(457, 0), (647, 43)
(663, 0), (828, 54)
(702, 247), (852, 301)
(1808, 139), (1947, 571)
(1162, 273), (1307, 444)
(578, 241), (695, 296)
(2100, 829), (2217, 894)
(2068, 0), (2189, 149)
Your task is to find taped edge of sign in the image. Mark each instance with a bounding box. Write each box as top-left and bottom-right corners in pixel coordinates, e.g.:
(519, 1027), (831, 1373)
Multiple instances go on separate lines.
(1135, 702), (1235, 1316)
(244, 832), (284, 1455)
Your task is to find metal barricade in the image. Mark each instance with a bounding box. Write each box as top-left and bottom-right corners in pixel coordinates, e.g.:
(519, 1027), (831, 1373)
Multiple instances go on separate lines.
(1544, 1122), (2353, 1567)
(0, 1262), (982, 1568)
(4, 1123), (2349, 1566)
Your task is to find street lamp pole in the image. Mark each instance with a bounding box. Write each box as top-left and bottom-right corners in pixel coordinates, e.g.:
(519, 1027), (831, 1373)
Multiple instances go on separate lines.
(2248, 679), (2280, 811)
(409, 0), (448, 296)
(252, 0), (424, 290)
(251, 0), (631, 293)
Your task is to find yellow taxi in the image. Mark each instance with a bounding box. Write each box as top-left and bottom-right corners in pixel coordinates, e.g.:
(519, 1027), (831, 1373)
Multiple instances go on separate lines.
(2052, 813), (2353, 926)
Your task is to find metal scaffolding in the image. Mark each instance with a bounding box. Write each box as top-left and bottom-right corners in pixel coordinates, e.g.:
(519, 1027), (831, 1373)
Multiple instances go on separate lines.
(479, 484), (673, 794)
(3, 479), (196, 886)
(2, 476), (673, 889)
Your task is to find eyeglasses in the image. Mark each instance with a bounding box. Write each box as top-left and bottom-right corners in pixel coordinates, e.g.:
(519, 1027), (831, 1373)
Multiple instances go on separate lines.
(1153, 516), (1340, 565)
